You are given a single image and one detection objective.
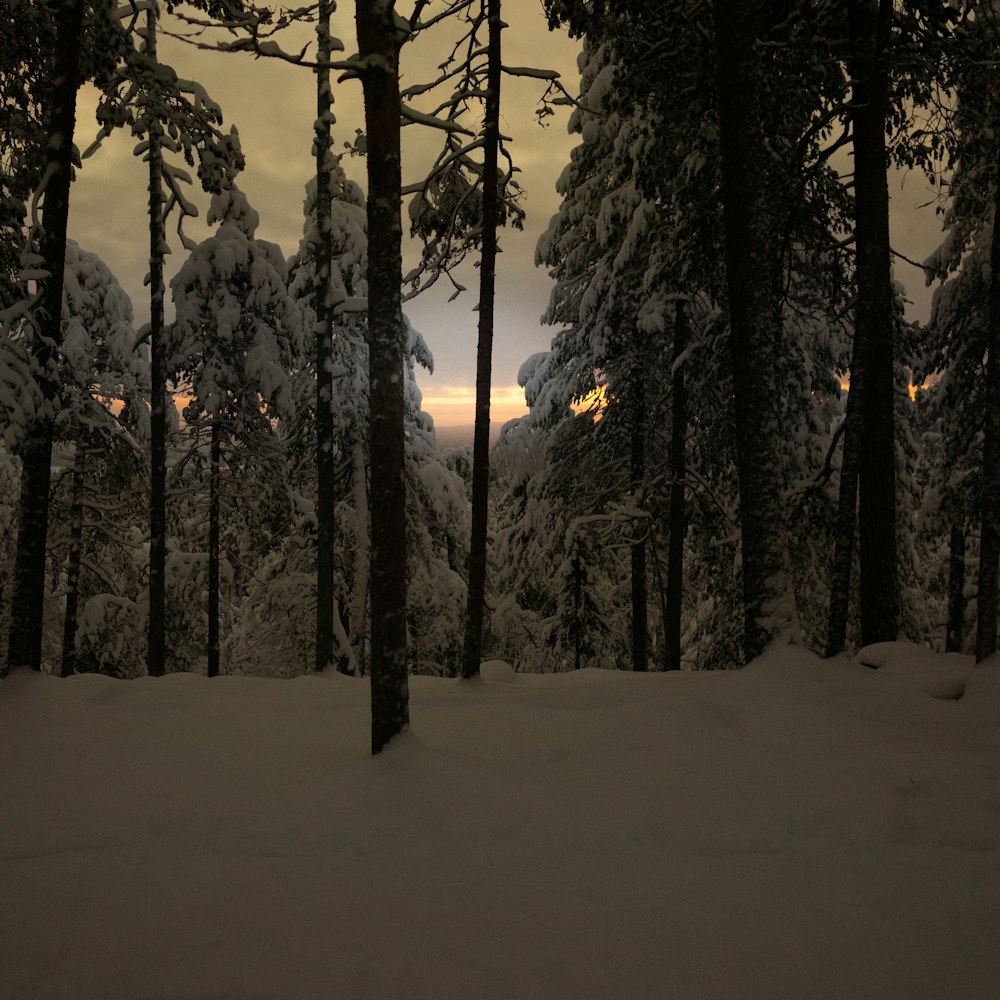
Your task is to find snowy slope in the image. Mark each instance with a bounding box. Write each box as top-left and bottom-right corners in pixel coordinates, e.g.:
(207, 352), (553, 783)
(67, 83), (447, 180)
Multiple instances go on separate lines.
(2, 644), (998, 1000)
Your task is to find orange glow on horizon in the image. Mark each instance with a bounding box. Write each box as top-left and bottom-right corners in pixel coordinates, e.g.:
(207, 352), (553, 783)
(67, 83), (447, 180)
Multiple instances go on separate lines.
(419, 384), (527, 427)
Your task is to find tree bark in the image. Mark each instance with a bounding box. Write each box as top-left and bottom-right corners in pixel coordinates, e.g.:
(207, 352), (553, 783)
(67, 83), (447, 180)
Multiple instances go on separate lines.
(59, 437), (88, 677)
(355, 0), (409, 752)
(146, 3), (167, 678)
(572, 546), (582, 671)
(975, 139), (1000, 662)
(852, 0), (899, 647)
(207, 420), (221, 677)
(826, 356), (864, 657)
(630, 368), (648, 672)
(348, 436), (369, 674)
(462, 0), (503, 681)
(315, 0), (341, 674)
(666, 299), (687, 671)
(712, 0), (797, 662)
(947, 522), (966, 654)
(6, 0), (85, 675)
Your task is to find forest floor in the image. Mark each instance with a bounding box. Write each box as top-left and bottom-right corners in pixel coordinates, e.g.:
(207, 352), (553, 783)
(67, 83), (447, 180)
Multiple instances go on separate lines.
(2, 642), (999, 1000)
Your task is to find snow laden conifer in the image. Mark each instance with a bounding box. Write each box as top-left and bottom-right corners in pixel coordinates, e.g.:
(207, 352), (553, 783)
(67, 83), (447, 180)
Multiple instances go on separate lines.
(2, 0), (116, 675)
(86, 0), (246, 678)
(2, 238), (148, 675)
(168, 186), (300, 675)
(52, 241), (148, 677)
(287, 156), (369, 675)
(503, 16), (855, 670)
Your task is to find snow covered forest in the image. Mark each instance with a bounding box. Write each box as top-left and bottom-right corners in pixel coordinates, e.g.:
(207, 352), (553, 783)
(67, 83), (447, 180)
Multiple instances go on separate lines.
(3, 3), (1000, 996)
(3, 2), (1000, 729)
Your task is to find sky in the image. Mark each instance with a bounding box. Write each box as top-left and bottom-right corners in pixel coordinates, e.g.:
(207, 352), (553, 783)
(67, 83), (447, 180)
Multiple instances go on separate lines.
(66, 2), (948, 430)
(68, 0), (582, 429)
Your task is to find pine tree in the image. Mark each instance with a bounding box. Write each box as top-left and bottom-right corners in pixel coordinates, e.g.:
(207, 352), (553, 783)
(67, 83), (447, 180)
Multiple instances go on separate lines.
(169, 187), (300, 675)
(355, 0), (409, 751)
(5, 0), (87, 675)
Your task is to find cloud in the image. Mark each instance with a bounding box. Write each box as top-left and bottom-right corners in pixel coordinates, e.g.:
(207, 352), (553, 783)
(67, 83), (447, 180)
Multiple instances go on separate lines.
(418, 383), (527, 426)
(67, 3), (580, 430)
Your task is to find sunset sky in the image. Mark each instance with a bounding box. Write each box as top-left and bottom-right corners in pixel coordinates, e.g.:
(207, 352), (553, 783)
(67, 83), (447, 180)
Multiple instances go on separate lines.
(66, 1), (946, 430)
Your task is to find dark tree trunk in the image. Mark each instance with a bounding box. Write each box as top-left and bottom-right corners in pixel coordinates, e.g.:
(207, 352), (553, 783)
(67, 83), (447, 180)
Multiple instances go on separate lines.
(207, 420), (221, 677)
(712, 0), (796, 663)
(9, 423), (57, 673)
(572, 548), (582, 672)
(462, 0), (503, 681)
(59, 438), (88, 677)
(947, 522), (966, 654)
(665, 299), (687, 671)
(852, 0), (899, 647)
(315, 0), (341, 674)
(825, 373), (864, 656)
(355, 0), (409, 752)
(6, 0), (85, 675)
(630, 370), (648, 672)
(975, 139), (1000, 662)
(146, 5), (167, 678)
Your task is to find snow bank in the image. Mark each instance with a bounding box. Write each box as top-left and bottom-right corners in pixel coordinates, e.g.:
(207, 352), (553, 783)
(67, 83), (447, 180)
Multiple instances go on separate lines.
(2, 647), (998, 1000)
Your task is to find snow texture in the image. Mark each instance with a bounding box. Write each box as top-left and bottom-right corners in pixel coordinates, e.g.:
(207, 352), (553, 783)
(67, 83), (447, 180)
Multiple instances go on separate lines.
(2, 642), (998, 1000)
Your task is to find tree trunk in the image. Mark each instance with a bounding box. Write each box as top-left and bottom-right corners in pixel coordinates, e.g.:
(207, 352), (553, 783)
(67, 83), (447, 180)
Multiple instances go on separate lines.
(975, 139), (1000, 662)
(355, 0), (409, 752)
(630, 369), (648, 672)
(825, 367), (864, 656)
(462, 0), (503, 680)
(947, 522), (966, 654)
(6, 0), (85, 675)
(207, 420), (221, 677)
(572, 547), (582, 671)
(315, 0), (340, 674)
(59, 438), (87, 677)
(146, 3), (167, 678)
(852, 0), (899, 647)
(666, 299), (687, 671)
(712, 0), (797, 662)
(348, 437), (369, 675)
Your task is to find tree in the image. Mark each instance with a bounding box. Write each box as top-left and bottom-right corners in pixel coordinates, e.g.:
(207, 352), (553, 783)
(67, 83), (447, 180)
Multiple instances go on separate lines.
(665, 300), (688, 670)
(850, 0), (898, 647)
(462, 0), (503, 680)
(542, 0), (854, 664)
(169, 187), (300, 675)
(4, 0), (88, 674)
(977, 136), (1000, 661)
(902, 4), (994, 659)
(354, 0), (409, 752)
(53, 240), (145, 676)
(314, 0), (343, 674)
(287, 156), (369, 673)
(711, 0), (801, 659)
(88, 0), (245, 676)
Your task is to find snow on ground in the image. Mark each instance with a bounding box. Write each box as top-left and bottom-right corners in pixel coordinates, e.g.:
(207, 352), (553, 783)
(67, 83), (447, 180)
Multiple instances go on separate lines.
(2, 642), (999, 1000)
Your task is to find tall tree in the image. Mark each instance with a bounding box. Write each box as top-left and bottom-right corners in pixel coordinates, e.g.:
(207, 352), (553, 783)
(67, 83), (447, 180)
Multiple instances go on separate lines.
(88, 0), (244, 675)
(287, 157), (369, 673)
(851, 0), (899, 646)
(976, 135), (1000, 661)
(462, 0), (503, 680)
(355, 0), (409, 752)
(169, 187), (300, 676)
(144, 2), (168, 677)
(54, 239), (143, 676)
(665, 299), (687, 671)
(712, 0), (798, 659)
(629, 363), (648, 672)
(5, 0), (87, 674)
(314, 0), (343, 674)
